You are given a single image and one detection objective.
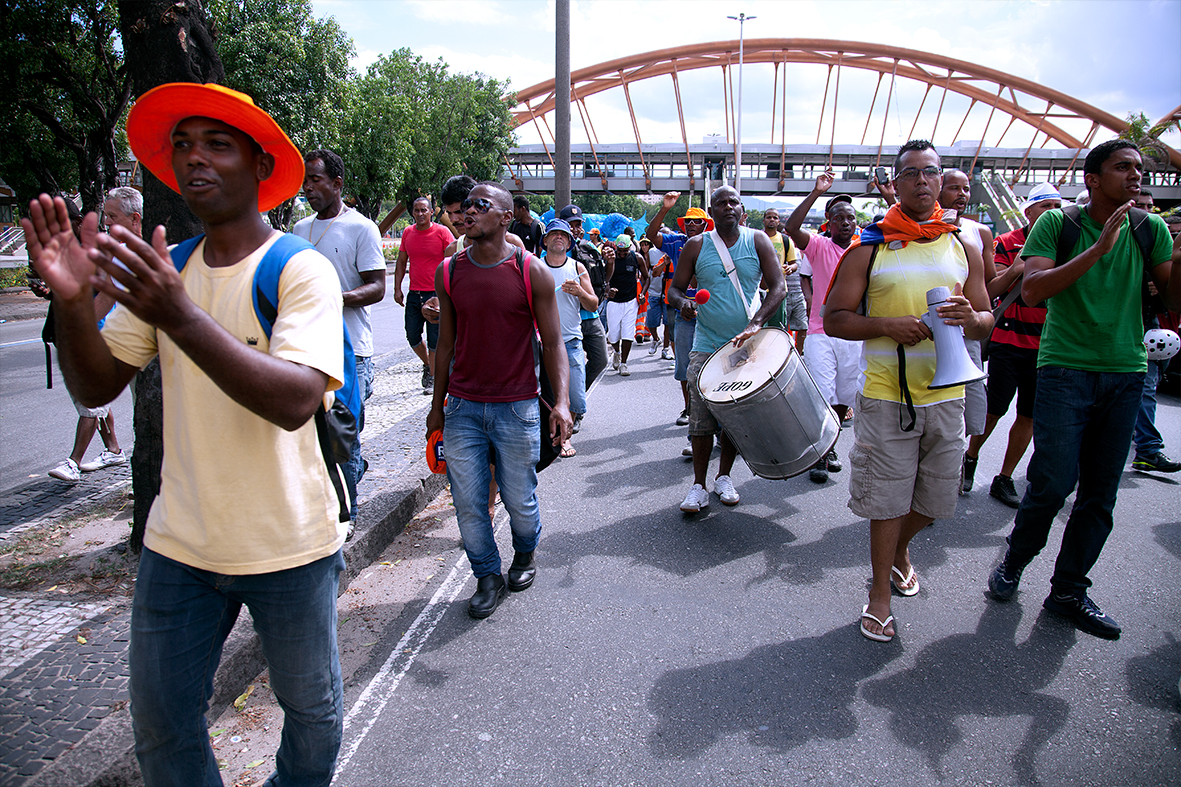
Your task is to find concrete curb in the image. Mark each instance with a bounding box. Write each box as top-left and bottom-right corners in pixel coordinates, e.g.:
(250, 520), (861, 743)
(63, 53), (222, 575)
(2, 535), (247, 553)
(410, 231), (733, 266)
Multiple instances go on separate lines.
(25, 460), (448, 787)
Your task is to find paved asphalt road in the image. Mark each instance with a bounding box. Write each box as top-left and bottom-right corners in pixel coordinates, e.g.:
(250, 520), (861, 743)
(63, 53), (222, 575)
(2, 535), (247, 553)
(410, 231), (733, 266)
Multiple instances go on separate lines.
(0, 281), (417, 491)
(332, 342), (1181, 787)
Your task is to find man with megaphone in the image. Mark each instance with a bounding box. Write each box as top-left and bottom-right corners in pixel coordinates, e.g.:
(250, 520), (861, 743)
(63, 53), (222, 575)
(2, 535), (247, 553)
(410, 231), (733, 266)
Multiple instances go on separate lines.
(824, 140), (994, 643)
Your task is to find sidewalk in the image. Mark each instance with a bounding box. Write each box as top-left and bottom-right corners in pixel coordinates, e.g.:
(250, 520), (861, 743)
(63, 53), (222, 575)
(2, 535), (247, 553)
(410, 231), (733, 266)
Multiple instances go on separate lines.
(0, 279), (446, 785)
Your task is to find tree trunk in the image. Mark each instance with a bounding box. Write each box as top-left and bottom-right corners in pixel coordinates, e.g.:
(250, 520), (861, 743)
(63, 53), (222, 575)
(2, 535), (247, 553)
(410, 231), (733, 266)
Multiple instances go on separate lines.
(116, 0), (225, 552)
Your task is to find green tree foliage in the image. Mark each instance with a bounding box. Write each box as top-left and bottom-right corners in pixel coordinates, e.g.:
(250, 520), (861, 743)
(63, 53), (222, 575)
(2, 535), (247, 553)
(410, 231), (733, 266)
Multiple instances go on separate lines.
(574, 193), (653, 220)
(352, 49), (515, 220)
(1119, 110), (1181, 172)
(0, 0), (131, 212)
(209, 0), (353, 227)
(526, 194), (555, 216)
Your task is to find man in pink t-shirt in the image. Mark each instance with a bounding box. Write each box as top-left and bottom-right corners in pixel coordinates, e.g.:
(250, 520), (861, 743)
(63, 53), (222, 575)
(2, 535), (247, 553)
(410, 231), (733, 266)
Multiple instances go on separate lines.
(785, 171), (863, 483)
(395, 196), (454, 391)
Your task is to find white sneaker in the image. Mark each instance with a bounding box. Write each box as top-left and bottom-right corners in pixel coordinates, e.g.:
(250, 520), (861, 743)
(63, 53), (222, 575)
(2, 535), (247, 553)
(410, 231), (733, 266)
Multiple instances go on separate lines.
(48, 459), (81, 482)
(713, 474), (740, 505)
(80, 450), (127, 472)
(620, 363), (630, 376)
(679, 483), (710, 512)
(682, 440), (694, 457)
(610, 348), (620, 370)
(649, 342), (658, 355)
(662, 346), (673, 360)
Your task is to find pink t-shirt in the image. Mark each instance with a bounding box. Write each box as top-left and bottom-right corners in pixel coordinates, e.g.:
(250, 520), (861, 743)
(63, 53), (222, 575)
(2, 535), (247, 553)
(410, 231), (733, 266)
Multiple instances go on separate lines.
(401, 223), (454, 291)
(797, 233), (849, 335)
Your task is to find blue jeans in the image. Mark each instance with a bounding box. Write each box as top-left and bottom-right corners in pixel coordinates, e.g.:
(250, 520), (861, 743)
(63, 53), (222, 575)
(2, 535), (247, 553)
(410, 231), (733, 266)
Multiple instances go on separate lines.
(130, 548), (345, 787)
(1006, 366), (1143, 597)
(1132, 359), (1165, 456)
(645, 297), (667, 336)
(343, 355), (375, 520)
(566, 337), (586, 416)
(444, 396), (542, 577)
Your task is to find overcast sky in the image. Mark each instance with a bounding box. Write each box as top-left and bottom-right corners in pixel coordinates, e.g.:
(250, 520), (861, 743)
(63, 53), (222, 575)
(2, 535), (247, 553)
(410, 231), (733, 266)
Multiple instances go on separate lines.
(313, 0), (1181, 154)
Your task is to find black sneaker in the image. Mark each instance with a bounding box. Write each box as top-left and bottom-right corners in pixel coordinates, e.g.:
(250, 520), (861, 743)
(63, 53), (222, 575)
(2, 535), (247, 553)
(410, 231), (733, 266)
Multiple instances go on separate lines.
(1132, 451), (1181, 473)
(961, 454), (978, 494)
(989, 474), (1020, 508)
(809, 463), (828, 484)
(1043, 592), (1121, 639)
(676, 409), (690, 426)
(421, 364), (433, 392)
(987, 558), (1023, 601)
(825, 449), (842, 473)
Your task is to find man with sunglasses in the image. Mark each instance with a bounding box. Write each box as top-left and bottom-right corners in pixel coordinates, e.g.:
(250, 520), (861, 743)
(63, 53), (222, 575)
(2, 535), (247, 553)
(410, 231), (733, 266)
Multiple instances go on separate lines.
(826, 140), (993, 643)
(428, 182), (572, 619)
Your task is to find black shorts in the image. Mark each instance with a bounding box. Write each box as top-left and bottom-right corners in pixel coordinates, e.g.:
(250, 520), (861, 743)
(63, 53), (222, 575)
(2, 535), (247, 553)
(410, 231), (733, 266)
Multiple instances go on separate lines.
(985, 343), (1038, 419)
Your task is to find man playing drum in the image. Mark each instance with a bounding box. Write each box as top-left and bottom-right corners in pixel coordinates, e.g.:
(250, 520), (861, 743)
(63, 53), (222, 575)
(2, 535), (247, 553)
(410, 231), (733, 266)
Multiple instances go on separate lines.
(825, 140), (993, 643)
(667, 186), (786, 512)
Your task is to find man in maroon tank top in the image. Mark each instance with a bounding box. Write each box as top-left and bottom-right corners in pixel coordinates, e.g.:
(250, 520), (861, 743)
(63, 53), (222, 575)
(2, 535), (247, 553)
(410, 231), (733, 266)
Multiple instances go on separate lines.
(427, 182), (572, 619)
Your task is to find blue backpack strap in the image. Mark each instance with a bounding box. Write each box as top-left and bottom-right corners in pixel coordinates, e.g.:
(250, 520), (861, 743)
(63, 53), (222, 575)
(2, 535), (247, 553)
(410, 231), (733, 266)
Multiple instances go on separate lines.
(169, 235), (206, 272)
(252, 233), (316, 339)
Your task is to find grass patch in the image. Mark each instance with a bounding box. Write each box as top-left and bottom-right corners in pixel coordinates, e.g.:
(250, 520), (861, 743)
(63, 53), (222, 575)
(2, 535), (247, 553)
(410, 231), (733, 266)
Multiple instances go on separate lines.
(0, 268), (28, 288)
(0, 556), (72, 590)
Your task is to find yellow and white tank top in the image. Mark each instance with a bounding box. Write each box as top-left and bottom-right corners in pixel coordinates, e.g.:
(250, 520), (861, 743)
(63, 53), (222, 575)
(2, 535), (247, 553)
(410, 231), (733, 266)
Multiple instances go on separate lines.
(861, 233), (969, 405)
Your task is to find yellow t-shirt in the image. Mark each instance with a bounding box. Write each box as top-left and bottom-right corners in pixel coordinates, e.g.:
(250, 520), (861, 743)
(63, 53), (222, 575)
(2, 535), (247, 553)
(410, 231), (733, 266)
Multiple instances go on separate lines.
(861, 233), (968, 405)
(101, 233), (347, 574)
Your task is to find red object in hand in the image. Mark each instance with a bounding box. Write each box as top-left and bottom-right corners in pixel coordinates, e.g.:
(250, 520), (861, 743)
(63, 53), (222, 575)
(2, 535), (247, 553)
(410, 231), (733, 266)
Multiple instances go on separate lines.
(694, 289), (711, 304)
(427, 430), (446, 474)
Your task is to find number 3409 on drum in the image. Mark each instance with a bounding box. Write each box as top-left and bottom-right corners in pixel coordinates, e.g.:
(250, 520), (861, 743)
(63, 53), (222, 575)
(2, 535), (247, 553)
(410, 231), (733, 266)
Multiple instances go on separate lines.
(713, 380), (754, 393)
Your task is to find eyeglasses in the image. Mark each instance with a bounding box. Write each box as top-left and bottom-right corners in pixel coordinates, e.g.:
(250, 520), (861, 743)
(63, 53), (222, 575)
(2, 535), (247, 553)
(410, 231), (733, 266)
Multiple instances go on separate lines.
(684, 218), (706, 225)
(461, 197), (495, 213)
(896, 166), (943, 182)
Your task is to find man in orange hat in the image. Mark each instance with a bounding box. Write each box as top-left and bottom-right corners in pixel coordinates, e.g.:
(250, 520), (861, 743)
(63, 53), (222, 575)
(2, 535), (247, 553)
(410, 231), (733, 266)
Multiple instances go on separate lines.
(646, 192), (714, 430)
(22, 83), (348, 784)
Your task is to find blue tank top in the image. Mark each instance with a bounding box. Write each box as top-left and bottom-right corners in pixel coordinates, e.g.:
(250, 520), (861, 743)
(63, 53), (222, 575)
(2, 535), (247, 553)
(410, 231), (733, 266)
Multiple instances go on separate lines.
(691, 227), (762, 354)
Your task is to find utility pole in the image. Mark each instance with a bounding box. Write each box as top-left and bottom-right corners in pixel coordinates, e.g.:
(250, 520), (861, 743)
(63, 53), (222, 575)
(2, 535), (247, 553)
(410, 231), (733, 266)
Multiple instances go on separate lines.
(555, 0), (571, 208)
(727, 12), (755, 194)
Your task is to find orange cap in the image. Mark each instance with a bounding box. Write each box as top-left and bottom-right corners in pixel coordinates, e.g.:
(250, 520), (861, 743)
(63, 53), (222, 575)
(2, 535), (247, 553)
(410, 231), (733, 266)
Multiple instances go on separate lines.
(126, 83), (304, 213)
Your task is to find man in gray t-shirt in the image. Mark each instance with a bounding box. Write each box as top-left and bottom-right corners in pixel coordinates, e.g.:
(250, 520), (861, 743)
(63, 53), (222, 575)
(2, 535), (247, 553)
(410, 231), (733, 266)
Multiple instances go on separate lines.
(296, 149), (387, 528)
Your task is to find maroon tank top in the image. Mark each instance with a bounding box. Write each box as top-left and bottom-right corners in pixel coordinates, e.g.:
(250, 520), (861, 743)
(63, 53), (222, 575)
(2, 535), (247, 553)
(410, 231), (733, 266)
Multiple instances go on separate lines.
(446, 248), (539, 402)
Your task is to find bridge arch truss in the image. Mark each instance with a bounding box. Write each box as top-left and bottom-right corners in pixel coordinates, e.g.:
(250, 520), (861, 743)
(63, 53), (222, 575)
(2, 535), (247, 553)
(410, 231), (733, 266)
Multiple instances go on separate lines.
(507, 38), (1180, 193)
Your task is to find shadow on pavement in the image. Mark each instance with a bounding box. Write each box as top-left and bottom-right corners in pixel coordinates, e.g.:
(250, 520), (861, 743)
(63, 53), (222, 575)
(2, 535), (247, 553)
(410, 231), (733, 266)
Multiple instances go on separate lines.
(646, 624), (901, 758)
(861, 602), (1077, 786)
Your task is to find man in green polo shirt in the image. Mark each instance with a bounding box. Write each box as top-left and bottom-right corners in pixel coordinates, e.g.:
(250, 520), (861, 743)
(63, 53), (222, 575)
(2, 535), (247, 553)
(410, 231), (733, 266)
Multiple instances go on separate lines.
(986, 139), (1180, 639)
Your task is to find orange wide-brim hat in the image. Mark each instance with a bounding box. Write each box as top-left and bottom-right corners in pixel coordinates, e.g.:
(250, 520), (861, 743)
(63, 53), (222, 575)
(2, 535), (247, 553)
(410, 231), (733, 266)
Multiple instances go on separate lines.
(677, 207), (715, 232)
(126, 83), (304, 213)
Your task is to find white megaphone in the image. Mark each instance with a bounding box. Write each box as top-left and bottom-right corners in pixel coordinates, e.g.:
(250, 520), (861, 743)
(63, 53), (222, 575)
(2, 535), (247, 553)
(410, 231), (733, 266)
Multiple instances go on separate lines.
(919, 285), (987, 390)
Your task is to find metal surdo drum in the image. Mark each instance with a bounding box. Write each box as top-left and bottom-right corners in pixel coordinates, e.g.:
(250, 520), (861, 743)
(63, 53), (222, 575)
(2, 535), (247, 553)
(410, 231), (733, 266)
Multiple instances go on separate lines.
(697, 327), (840, 480)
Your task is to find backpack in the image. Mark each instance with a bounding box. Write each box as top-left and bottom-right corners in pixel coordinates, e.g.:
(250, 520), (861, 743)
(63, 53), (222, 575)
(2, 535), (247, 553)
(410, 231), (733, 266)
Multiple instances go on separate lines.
(1054, 205), (1160, 326)
(170, 233), (361, 522)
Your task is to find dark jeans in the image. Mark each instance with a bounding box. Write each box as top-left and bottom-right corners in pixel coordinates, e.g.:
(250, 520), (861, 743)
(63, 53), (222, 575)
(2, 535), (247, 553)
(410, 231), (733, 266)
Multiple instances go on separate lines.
(130, 548), (344, 786)
(581, 315), (608, 389)
(1006, 366), (1143, 597)
(404, 289), (438, 352)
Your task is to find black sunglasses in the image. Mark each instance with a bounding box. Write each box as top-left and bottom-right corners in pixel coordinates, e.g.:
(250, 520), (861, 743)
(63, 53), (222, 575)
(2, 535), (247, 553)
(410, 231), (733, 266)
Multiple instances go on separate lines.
(461, 197), (495, 213)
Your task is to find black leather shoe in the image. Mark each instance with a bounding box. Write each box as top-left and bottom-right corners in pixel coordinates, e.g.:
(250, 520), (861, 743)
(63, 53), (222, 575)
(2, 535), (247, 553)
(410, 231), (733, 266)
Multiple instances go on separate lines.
(468, 573), (506, 619)
(507, 551), (536, 592)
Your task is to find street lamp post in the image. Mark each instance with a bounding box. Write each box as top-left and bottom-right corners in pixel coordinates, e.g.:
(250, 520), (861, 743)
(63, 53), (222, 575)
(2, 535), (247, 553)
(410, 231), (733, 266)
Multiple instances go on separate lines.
(727, 12), (755, 194)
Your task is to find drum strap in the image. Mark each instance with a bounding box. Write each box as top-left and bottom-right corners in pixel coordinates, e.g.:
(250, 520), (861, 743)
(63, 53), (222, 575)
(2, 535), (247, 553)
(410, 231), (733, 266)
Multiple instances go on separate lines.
(710, 230), (758, 321)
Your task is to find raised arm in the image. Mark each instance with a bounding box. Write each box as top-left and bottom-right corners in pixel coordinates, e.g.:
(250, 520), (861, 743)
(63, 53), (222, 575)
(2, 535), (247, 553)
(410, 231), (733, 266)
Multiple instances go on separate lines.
(21, 195), (138, 406)
(646, 191), (679, 246)
(784, 171), (836, 250)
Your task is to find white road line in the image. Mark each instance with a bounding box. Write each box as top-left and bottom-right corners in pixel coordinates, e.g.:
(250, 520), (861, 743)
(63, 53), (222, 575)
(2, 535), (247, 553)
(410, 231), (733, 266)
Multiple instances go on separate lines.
(335, 510), (501, 776)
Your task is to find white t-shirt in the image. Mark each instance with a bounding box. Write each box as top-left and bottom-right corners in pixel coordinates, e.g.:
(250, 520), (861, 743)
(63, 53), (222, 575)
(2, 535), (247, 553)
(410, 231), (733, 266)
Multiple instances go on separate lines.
(293, 208), (386, 357)
(102, 233), (346, 574)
